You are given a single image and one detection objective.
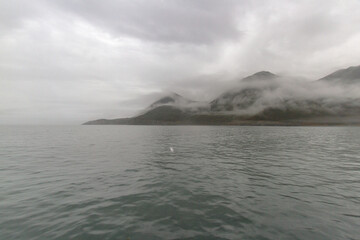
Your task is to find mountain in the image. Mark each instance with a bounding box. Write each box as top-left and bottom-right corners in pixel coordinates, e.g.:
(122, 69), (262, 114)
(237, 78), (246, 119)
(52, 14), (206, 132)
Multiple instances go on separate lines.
(84, 66), (360, 126)
(147, 92), (193, 109)
(84, 118), (131, 125)
(84, 93), (198, 125)
(319, 65), (360, 84)
(210, 71), (279, 112)
(241, 71), (278, 82)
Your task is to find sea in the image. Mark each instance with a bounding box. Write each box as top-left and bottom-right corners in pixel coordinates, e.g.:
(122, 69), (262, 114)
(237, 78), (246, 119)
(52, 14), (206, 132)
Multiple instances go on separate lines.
(0, 126), (359, 240)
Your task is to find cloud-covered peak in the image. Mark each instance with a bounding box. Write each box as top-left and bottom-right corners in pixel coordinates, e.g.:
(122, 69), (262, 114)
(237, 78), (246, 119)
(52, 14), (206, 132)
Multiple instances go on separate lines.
(320, 65), (360, 84)
(149, 92), (191, 108)
(242, 71), (278, 82)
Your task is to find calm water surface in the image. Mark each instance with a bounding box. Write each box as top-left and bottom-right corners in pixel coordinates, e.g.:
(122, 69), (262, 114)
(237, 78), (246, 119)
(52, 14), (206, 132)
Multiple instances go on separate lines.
(0, 126), (359, 240)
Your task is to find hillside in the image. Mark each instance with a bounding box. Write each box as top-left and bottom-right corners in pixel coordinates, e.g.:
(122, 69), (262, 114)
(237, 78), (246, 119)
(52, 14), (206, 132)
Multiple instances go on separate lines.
(319, 65), (360, 84)
(84, 66), (360, 125)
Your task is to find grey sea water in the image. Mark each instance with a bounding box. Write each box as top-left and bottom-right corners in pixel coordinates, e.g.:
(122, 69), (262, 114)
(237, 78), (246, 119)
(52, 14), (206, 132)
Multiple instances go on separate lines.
(0, 126), (359, 240)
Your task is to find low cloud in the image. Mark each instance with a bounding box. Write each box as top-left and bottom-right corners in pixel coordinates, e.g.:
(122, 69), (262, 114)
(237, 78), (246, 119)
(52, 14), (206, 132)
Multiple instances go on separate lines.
(207, 76), (360, 118)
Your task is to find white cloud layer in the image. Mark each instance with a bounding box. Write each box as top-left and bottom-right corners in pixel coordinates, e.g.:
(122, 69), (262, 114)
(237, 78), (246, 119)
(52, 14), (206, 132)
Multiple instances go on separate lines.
(1, 0), (360, 124)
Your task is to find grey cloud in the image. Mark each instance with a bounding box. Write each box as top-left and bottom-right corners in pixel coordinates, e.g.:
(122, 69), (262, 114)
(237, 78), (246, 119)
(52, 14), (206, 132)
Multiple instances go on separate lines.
(51, 0), (243, 45)
(1, 0), (360, 124)
(0, 1), (42, 34)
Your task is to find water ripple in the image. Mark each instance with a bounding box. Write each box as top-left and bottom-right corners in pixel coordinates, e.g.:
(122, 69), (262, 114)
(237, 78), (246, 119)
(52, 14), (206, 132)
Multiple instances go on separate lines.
(0, 126), (360, 240)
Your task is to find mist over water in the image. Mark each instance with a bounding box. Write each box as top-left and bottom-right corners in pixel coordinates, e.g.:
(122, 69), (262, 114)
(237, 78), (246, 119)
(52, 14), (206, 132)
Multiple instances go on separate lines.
(0, 126), (360, 239)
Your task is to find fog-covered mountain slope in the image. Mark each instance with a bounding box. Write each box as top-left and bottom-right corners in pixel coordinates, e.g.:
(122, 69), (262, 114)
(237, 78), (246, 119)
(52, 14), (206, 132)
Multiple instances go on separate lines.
(210, 71), (280, 112)
(84, 93), (198, 125)
(319, 65), (360, 84)
(241, 71), (278, 82)
(84, 65), (360, 125)
(148, 93), (193, 109)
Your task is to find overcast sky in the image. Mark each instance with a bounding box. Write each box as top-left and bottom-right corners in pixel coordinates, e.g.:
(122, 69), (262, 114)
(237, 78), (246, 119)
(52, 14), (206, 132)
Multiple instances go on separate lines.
(1, 0), (360, 124)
